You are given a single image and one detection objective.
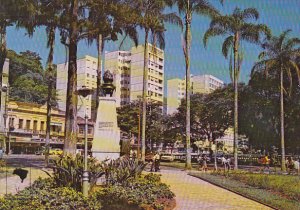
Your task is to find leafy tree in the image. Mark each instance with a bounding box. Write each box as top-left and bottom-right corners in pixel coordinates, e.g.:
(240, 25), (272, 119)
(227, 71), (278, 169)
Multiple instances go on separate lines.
(251, 30), (300, 171)
(7, 50), (52, 104)
(203, 7), (271, 169)
(172, 0), (221, 169)
(164, 87), (233, 150)
(117, 101), (164, 151)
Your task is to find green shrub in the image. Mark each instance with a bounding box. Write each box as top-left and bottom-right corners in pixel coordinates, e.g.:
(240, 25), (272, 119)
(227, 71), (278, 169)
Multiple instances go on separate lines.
(93, 173), (175, 210)
(102, 156), (147, 186)
(0, 178), (102, 210)
(49, 154), (104, 191)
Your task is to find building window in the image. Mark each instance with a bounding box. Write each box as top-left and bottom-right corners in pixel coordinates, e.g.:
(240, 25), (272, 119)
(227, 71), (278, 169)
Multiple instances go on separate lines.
(9, 118), (14, 127)
(19, 119), (23, 129)
(33, 120), (38, 131)
(40, 121), (45, 131)
(88, 128), (93, 134)
(26, 120), (31, 130)
(79, 128), (84, 134)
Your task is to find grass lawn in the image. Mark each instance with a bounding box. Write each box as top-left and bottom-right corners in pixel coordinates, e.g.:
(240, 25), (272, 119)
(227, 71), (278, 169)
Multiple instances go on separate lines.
(189, 170), (300, 210)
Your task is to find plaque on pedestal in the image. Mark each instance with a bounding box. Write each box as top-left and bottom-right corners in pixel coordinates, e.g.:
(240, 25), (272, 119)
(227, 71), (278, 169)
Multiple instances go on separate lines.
(91, 70), (120, 161)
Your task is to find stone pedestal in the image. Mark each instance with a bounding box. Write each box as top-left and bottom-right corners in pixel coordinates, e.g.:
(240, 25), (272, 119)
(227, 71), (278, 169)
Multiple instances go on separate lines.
(92, 97), (120, 161)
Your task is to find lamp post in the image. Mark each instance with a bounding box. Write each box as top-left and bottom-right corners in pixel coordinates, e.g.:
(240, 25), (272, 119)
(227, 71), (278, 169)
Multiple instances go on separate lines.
(1, 85), (9, 154)
(77, 86), (94, 197)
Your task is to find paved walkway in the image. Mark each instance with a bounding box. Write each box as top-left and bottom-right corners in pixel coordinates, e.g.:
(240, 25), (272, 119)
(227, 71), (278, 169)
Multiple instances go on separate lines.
(159, 169), (272, 210)
(0, 167), (49, 196)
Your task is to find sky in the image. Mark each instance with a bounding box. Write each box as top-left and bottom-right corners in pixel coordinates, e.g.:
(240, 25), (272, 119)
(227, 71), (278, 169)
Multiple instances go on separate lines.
(6, 0), (300, 84)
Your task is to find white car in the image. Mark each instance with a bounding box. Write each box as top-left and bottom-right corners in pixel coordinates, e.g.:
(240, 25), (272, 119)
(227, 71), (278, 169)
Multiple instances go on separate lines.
(160, 154), (175, 162)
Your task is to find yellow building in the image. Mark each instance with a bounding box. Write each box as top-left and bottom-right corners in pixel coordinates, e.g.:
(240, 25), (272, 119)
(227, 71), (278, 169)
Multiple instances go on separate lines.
(5, 101), (94, 154)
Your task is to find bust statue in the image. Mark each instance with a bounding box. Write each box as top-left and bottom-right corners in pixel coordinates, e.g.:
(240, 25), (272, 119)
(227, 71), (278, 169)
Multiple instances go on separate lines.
(101, 70), (115, 97)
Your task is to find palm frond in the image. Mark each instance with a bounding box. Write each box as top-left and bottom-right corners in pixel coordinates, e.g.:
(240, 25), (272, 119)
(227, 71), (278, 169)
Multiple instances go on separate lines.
(221, 35), (233, 58)
(241, 8), (259, 20)
(277, 29), (292, 49)
(162, 12), (183, 31)
(203, 27), (226, 48)
(193, 0), (220, 18)
(284, 37), (300, 50)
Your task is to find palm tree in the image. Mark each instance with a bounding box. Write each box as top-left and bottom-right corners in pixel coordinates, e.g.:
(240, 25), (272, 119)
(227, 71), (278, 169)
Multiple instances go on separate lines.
(18, 0), (60, 164)
(49, 0), (91, 155)
(252, 30), (300, 171)
(203, 7), (271, 170)
(87, 0), (139, 121)
(136, 0), (182, 162)
(172, 0), (221, 169)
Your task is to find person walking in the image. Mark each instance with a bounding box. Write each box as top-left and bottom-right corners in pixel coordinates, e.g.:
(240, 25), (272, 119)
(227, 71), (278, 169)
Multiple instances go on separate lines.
(263, 155), (270, 173)
(201, 155), (208, 172)
(0, 148), (3, 159)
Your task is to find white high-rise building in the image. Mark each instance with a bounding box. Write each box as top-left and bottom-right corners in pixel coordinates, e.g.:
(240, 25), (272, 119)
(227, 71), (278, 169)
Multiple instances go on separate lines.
(56, 55), (98, 119)
(166, 78), (185, 115)
(166, 74), (224, 115)
(105, 51), (131, 107)
(104, 44), (164, 106)
(192, 74), (224, 94)
(130, 44), (164, 105)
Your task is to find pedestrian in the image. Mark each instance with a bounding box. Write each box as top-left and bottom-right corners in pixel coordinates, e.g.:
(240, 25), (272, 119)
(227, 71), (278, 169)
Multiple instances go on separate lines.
(201, 155), (208, 172)
(263, 155), (270, 172)
(221, 155), (227, 172)
(197, 155), (202, 171)
(225, 156), (231, 171)
(151, 152), (160, 172)
(287, 157), (295, 174)
(0, 148), (3, 159)
(294, 158), (299, 175)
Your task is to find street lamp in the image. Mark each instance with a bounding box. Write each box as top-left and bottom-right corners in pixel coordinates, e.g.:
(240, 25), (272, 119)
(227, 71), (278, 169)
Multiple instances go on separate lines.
(1, 85), (9, 154)
(77, 86), (94, 197)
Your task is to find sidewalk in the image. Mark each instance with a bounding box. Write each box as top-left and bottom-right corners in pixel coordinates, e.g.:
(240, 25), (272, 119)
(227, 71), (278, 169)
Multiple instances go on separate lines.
(159, 169), (272, 210)
(0, 167), (49, 196)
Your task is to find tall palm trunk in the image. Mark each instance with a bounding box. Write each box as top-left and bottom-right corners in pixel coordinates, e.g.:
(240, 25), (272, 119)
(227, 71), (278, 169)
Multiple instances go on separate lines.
(45, 27), (55, 166)
(0, 28), (7, 88)
(94, 33), (103, 122)
(141, 29), (149, 162)
(185, 9), (192, 170)
(233, 32), (239, 170)
(64, 0), (78, 155)
(280, 66), (286, 172)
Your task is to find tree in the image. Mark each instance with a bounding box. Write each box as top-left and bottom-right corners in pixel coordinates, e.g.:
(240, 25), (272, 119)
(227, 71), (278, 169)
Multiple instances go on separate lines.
(135, 0), (182, 162)
(0, 0), (36, 109)
(39, 0), (91, 155)
(87, 0), (139, 121)
(204, 7), (271, 169)
(251, 30), (300, 171)
(117, 101), (164, 146)
(172, 0), (221, 169)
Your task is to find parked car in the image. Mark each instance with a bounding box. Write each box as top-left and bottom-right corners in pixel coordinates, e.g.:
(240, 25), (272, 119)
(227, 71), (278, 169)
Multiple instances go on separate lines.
(49, 148), (63, 155)
(160, 153), (175, 162)
(35, 150), (43, 155)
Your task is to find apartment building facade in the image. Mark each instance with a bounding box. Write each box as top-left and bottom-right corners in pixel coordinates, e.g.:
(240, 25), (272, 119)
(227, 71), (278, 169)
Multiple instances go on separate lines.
(166, 74), (224, 115)
(104, 51), (131, 107)
(56, 55), (98, 119)
(130, 44), (164, 105)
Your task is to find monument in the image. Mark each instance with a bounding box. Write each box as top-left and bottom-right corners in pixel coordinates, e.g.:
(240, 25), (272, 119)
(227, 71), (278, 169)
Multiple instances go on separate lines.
(92, 70), (121, 161)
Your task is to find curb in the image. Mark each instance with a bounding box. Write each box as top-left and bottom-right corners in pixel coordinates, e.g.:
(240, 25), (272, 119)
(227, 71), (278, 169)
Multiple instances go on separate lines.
(188, 173), (277, 210)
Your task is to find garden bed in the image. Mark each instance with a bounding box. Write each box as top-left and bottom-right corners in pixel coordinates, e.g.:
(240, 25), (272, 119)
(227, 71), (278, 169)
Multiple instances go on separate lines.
(189, 171), (300, 210)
